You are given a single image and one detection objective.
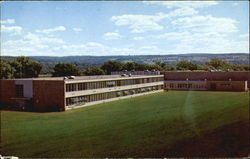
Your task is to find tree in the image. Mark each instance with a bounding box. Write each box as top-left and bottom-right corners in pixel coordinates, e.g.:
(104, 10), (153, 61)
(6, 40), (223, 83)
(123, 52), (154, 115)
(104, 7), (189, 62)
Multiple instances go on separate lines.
(206, 58), (230, 69)
(123, 62), (136, 71)
(134, 63), (148, 71)
(231, 64), (249, 71)
(154, 61), (170, 71)
(25, 61), (43, 77)
(198, 65), (214, 71)
(101, 61), (123, 74)
(52, 63), (81, 77)
(83, 67), (105, 75)
(147, 64), (162, 71)
(8, 56), (43, 78)
(176, 61), (198, 70)
(164, 65), (176, 71)
(0, 59), (16, 79)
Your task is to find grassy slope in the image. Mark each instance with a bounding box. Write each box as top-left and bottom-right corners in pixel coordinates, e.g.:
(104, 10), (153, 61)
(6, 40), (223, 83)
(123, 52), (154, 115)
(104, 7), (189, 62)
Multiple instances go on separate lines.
(1, 91), (249, 157)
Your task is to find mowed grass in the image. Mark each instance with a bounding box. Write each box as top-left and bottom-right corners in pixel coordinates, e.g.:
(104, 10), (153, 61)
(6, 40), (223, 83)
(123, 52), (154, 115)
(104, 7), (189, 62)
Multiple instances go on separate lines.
(1, 91), (249, 157)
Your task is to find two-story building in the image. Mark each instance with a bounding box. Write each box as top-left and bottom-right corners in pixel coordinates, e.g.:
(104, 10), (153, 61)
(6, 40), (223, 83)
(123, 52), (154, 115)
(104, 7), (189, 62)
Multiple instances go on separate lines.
(0, 75), (164, 111)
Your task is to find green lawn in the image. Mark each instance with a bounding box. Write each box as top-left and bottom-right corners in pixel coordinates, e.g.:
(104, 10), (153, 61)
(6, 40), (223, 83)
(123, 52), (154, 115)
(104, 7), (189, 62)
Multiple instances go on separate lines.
(1, 91), (249, 157)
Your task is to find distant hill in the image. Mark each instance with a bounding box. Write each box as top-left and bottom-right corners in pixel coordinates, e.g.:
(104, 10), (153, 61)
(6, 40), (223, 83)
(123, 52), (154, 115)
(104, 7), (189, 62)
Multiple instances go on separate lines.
(2, 53), (249, 66)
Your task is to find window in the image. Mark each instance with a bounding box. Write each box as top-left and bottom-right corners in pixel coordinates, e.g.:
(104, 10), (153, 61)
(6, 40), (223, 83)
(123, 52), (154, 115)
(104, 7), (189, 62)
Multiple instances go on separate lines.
(107, 81), (116, 87)
(16, 84), (24, 97)
(170, 83), (174, 88)
(211, 83), (216, 90)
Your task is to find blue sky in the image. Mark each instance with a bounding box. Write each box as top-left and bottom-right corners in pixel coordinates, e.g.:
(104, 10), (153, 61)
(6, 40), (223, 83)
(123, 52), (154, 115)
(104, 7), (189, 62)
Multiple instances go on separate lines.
(1, 1), (249, 56)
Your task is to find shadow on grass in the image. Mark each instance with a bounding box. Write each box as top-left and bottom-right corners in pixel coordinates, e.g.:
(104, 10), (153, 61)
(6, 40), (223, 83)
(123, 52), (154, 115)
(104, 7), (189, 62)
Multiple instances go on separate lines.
(158, 120), (249, 157)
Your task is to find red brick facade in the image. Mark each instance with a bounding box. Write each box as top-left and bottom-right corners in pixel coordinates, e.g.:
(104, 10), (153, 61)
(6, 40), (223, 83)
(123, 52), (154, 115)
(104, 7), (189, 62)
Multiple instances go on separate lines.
(33, 80), (65, 111)
(0, 80), (65, 111)
(164, 72), (249, 81)
(163, 72), (249, 92)
(0, 80), (16, 106)
(207, 81), (248, 92)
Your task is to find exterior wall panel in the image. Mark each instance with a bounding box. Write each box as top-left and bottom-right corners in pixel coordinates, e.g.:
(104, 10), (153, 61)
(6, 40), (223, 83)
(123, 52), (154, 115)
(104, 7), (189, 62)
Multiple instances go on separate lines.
(207, 81), (248, 92)
(0, 80), (16, 106)
(33, 80), (65, 111)
(164, 72), (249, 92)
(15, 80), (33, 98)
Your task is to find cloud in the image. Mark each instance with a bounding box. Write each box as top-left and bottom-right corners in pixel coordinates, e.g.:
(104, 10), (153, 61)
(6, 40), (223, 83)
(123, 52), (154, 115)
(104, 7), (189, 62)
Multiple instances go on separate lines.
(110, 6), (199, 33)
(133, 36), (144, 40)
(168, 7), (198, 17)
(153, 31), (227, 41)
(111, 13), (167, 33)
(151, 30), (248, 54)
(172, 15), (238, 33)
(36, 26), (66, 34)
(24, 33), (65, 44)
(153, 31), (191, 40)
(103, 32), (122, 40)
(143, 1), (218, 9)
(239, 33), (249, 38)
(51, 41), (168, 56)
(232, 2), (239, 6)
(1, 33), (65, 56)
(0, 19), (15, 24)
(1, 25), (22, 34)
(73, 28), (82, 32)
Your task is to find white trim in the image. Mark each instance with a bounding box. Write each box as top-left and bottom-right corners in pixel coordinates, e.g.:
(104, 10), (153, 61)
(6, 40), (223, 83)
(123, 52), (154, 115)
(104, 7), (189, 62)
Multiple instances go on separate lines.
(65, 75), (164, 83)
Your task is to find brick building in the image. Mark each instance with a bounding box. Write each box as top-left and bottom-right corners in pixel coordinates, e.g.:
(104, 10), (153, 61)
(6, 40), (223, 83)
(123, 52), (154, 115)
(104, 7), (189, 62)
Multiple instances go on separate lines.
(0, 75), (164, 111)
(163, 72), (249, 92)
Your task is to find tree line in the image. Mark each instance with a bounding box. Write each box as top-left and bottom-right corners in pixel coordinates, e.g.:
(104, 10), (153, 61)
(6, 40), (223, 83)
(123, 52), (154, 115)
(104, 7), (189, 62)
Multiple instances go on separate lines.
(0, 56), (249, 79)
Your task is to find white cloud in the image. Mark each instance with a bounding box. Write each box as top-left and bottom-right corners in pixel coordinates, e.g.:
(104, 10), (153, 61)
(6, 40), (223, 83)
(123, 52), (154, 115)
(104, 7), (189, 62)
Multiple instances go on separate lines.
(103, 32), (122, 40)
(0, 19), (15, 24)
(139, 46), (158, 50)
(1, 33), (65, 56)
(232, 2), (239, 6)
(133, 36), (144, 40)
(110, 7), (199, 33)
(168, 7), (198, 17)
(143, 1), (218, 9)
(153, 31), (191, 40)
(172, 15), (238, 33)
(151, 30), (248, 54)
(52, 41), (168, 56)
(239, 33), (249, 38)
(1, 25), (22, 34)
(24, 33), (65, 44)
(73, 28), (82, 32)
(36, 26), (66, 34)
(111, 13), (167, 33)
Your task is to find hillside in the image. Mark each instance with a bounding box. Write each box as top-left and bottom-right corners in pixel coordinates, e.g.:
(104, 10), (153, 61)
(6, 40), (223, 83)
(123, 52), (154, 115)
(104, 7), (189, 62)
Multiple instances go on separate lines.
(2, 53), (249, 67)
(1, 91), (249, 157)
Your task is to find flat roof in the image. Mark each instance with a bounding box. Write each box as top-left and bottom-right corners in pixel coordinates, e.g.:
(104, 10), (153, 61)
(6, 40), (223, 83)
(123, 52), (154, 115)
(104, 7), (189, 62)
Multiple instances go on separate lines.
(2, 75), (163, 82)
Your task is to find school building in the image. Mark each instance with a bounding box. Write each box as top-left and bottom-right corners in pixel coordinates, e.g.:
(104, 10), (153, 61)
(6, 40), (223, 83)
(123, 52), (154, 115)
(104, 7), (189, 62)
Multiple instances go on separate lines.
(163, 72), (249, 92)
(0, 75), (164, 111)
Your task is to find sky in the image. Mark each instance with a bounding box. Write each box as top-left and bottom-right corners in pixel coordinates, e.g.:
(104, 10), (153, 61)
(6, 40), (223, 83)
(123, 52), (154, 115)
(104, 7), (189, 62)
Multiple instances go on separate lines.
(0, 1), (249, 56)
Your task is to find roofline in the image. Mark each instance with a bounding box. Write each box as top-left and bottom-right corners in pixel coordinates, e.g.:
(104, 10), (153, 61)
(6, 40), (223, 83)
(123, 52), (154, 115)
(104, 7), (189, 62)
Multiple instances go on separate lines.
(64, 75), (164, 83)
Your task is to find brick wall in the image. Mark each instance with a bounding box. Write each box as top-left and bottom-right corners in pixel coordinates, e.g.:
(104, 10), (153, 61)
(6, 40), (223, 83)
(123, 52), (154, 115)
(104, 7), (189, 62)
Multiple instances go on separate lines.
(33, 80), (65, 111)
(164, 72), (249, 81)
(0, 80), (16, 106)
(207, 81), (248, 92)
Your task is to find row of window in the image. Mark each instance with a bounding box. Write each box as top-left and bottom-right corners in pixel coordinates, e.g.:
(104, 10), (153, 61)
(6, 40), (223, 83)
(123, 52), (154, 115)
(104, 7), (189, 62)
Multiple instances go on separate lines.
(66, 77), (164, 92)
(66, 85), (164, 106)
(166, 83), (206, 89)
(220, 83), (231, 86)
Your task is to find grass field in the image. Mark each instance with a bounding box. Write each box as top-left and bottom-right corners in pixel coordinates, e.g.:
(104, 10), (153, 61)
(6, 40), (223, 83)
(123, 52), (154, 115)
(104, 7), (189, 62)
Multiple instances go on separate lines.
(1, 91), (249, 157)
